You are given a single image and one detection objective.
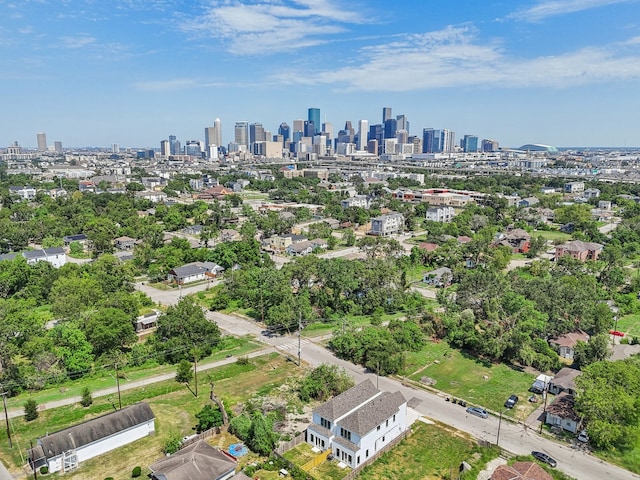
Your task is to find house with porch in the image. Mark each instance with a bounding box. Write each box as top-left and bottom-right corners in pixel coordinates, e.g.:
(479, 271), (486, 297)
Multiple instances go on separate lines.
(548, 368), (582, 396)
(167, 262), (224, 284)
(555, 240), (603, 261)
(306, 380), (407, 470)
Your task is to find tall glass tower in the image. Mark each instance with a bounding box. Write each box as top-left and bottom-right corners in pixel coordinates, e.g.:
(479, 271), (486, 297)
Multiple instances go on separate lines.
(308, 108), (320, 135)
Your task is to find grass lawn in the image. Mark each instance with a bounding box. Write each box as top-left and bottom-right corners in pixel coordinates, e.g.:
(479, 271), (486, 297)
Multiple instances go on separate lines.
(310, 459), (351, 480)
(615, 314), (640, 338)
(358, 420), (499, 480)
(302, 313), (407, 338)
(1, 353), (303, 479)
(536, 230), (572, 242)
(403, 342), (536, 419)
(4, 336), (263, 412)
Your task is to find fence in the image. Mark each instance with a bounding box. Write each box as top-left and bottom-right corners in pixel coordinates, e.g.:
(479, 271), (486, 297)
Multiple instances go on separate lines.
(341, 428), (412, 480)
(179, 425), (222, 450)
(275, 431), (307, 455)
(302, 448), (332, 472)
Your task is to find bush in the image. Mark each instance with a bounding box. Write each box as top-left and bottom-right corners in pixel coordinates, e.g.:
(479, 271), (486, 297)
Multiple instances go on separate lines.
(163, 434), (182, 455)
(131, 466), (142, 477)
(24, 399), (38, 421)
(104, 478), (114, 480)
(39, 466), (48, 474)
(236, 356), (250, 365)
(80, 387), (93, 407)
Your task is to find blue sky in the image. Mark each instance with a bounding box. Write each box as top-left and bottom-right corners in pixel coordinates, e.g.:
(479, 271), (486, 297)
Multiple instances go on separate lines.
(2, 0), (640, 149)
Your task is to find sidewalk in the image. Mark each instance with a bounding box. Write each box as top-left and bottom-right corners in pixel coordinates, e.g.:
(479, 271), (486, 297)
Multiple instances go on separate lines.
(5, 347), (274, 419)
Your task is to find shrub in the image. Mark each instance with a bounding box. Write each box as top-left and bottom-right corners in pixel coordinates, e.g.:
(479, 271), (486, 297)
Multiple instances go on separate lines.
(104, 477), (114, 480)
(163, 435), (182, 455)
(80, 387), (93, 407)
(236, 356), (250, 365)
(24, 399), (38, 421)
(39, 466), (48, 474)
(131, 466), (142, 477)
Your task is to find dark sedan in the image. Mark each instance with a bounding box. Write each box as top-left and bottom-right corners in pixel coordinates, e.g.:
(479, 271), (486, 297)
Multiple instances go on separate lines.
(532, 451), (557, 467)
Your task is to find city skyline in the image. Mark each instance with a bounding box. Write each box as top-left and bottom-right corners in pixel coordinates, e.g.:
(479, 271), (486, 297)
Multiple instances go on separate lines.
(2, 0), (640, 148)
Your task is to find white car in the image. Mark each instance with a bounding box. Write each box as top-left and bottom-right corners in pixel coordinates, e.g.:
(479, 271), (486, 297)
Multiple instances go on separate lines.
(577, 430), (589, 443)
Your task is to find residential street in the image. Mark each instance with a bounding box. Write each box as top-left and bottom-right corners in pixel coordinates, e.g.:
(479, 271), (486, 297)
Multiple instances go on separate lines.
(7, 278), (634, 479)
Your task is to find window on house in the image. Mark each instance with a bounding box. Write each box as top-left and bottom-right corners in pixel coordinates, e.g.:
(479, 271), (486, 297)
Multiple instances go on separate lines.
(321, 440), (325, 448)
(357, 456), (360, 464)
(393, 414), (396, 422)
(366, 449), (369, 458)
(382, 436), (386, 442)
(309, 434), (314, 443)
(377, 425), (381, 431)
(320, 417), (331, 429)
(340, 427), (351, 441)
(386, 419), (389, 427)
(348, 455), (352, 464)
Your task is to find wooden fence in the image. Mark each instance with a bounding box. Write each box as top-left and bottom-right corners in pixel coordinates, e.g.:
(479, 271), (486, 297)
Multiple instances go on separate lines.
(341, 428), (411, 480)
(274, 431), (307, 455)
(302, 448), (332, 472)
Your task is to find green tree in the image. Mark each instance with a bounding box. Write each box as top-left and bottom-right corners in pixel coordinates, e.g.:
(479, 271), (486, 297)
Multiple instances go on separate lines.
(575, 357), (640, 450)
(155, 297), (221, 363)
(298, 364), (354, 402)
(574, 333), (611, 368)
(175, 359), (193, 384)
(24, 399), (38, 421)
(80, 386), (93, 407)
(195, 404), (224, 433)
(85, 216), (118, 256)
(342, 229), (356, 247)
(84, 307), (137, 356)
(247, 412), (278, 456)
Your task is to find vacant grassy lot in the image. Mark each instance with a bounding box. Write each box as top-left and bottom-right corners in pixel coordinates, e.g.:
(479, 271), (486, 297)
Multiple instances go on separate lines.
(1, 353), (303, 479)
(615, 314), (640, 338)
(404, 341), (536, 418)
(358, 420), (498, 480)
(536, 230), (572, 242)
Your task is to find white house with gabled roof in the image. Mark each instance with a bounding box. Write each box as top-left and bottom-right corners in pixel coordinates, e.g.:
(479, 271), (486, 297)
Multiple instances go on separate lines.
(306, 380), (407, 469)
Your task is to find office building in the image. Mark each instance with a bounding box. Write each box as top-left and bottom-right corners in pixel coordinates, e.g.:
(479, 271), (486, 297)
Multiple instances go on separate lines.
(461, 135), (478, 153)
(304, 120), (316, 137)
(37, 132), (47, 151)
(234, 122), (249, 147)
(169, 135), (181, 155)
(357, 119), (369, 151)
(367, 139), (378, 155)
(205, 126), (215, 151)
(409, 136), (422, 154)
(54, 141), (63, 154)
(369, 124), (384, 154)
(396, 114), (409, 134)
(396, 130), (408, 144)
(384, 118), (397, 139)
(441, 129), (455, 153)
(382, 107), (392, 123)
(308, 108), (320, 135)
(213, 118), (222, 147)
(112, 143), (120, 154)
(422, 129), (441, 153)
(482, 139), (499, 152)
(185, 140), (202, 157)
(250, 123), (266, 144)
(160, 140), (170, 156)
(278, 123), (290, 142)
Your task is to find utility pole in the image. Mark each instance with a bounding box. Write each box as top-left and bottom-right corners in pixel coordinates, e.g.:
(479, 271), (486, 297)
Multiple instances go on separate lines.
(1, 391), (12, 448)
(114, 363), (122, 410)
(298, 312), (302, 367)
(193, 347), (198, 398)
(30, 440), (37, 480)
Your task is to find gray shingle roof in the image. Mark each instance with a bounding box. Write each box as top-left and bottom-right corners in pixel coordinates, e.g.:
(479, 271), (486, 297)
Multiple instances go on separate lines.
(339, 391), (406, 437)
(313, 380), (380, 422)
(149, 440), (237, 480)
(38, 403), (154, 457)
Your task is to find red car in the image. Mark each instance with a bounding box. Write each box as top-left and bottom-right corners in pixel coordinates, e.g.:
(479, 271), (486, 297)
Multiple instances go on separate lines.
(610, 330), (625, 337)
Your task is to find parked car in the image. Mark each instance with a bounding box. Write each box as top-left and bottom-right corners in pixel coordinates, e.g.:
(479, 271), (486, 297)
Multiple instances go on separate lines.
(577, 430), (589, 443)
(466, 406), (488, 419)
(610, 330), (625, 337)
(504, 394), (519, 409)
(532, 451), (557, 467)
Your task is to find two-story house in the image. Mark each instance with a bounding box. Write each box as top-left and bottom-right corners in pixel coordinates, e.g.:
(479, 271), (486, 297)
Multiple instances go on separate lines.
(306, 380), (407, 470)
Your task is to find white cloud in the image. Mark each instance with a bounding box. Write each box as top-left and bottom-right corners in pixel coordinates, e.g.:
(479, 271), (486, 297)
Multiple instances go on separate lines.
(271, 26), (640, 91)
(182, 0), (367, 55)
(61, 35), (96, 49)
(507, 0), (638, 22)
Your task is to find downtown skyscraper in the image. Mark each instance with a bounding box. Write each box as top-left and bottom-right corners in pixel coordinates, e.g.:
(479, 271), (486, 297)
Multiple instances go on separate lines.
(234, 122), (249, 147)
(308, 108), (320, 135)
